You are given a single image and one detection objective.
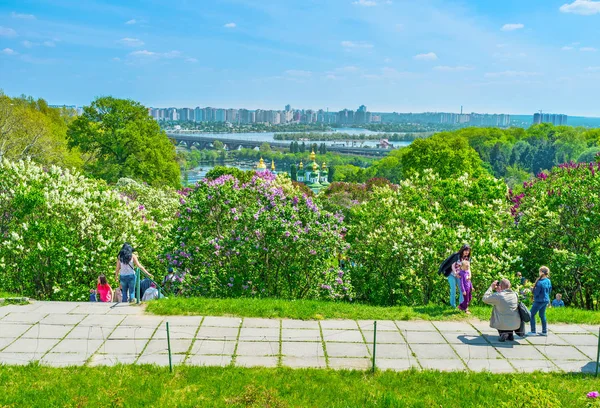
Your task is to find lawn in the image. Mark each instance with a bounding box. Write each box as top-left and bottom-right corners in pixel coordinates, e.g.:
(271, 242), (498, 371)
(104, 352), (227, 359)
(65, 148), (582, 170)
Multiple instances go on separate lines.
(0, 365), (598, 407)
(146, 297), (600, 325)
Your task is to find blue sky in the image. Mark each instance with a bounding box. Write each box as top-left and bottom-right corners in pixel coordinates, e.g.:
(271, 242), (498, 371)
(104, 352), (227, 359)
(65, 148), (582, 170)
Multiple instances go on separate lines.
(1, 0), (600, 115)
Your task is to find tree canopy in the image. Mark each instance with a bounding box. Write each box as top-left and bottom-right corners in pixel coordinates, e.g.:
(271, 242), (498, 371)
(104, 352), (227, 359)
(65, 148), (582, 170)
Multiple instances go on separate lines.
(67, 97), (180, 187)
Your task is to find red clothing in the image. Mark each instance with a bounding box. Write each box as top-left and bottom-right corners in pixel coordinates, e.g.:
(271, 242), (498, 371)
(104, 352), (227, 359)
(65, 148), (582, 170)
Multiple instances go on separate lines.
(97, 284), (113, 302)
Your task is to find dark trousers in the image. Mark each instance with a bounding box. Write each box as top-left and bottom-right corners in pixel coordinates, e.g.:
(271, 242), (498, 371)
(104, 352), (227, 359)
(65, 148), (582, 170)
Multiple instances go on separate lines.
(498, 321), (526, 338)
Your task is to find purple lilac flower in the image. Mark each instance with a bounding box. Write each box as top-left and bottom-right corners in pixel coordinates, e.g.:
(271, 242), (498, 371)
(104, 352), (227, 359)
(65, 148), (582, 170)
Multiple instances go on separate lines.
(138, 205), (145, 211)
(309, 250), (316, 255)
(587, 392), (599, 399)
(321, 284), (331, 290)
(227, 283), (233, 287)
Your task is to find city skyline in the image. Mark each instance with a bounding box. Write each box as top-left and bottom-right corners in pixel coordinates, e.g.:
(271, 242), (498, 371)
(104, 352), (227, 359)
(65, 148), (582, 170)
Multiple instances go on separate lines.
(2, 1), (600, 116)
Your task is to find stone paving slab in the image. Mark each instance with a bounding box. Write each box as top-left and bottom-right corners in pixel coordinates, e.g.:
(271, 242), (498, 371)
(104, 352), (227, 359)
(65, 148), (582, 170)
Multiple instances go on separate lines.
(191, 340), (236, 356)
(326, 342), (369, 358)
(0, 301), (598, 373)
(236, 341), (279, 356)
(282, 356), (327, 368)
(281, 341), (325, 357)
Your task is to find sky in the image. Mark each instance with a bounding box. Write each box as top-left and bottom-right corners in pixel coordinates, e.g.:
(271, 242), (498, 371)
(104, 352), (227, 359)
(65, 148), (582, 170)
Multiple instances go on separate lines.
(1, 0), (600, 115)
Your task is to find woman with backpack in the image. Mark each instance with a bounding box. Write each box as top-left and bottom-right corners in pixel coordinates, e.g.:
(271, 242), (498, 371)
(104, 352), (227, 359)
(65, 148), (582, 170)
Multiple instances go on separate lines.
(438, 244), (471, 308)
(114, 243), (153, 303)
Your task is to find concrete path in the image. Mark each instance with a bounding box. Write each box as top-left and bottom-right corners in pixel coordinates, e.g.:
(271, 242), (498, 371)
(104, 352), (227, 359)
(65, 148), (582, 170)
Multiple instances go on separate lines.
(0, 301), (598, 373)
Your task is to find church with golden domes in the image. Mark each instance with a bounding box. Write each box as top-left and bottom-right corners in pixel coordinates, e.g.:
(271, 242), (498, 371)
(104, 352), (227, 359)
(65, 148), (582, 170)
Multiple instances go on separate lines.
(256, 150), (329, 192)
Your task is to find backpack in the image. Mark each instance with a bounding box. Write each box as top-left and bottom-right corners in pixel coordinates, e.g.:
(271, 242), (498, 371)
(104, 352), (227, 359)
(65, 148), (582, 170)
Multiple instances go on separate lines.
(515, 293), (531, 323)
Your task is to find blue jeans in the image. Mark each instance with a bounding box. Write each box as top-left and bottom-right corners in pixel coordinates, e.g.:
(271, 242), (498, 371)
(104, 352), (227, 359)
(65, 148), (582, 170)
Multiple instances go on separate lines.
(530, 301), (548, 334)
(447, 275), (464, 308)
(120, 274), (136, 302)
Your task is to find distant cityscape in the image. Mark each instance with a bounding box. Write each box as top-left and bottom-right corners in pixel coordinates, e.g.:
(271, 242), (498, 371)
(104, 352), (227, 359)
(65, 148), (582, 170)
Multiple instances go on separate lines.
(50, 104), (571, 128)
(146, 105), (514, 127)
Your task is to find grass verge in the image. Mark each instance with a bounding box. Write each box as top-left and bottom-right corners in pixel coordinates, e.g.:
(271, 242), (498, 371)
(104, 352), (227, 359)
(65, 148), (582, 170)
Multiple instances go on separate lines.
(146, 297), (600, 325)
(0, 365), (597, 407)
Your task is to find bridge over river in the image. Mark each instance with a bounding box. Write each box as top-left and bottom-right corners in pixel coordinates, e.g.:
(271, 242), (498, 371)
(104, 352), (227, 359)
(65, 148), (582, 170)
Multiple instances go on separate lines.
(167, 133), (393, 157)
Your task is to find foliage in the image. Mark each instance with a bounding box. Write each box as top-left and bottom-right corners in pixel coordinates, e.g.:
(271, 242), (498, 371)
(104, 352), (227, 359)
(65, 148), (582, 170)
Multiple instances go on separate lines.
(0, 160), (164, 300)
(0, 92), (83, 169)
(67, 96), (180, 187)
(163, 171), (351, 300)
(510, 161), (600, 309)
(319, 178), (397, 219)
(346, 171), (514, 306)
(0, 366), (598, 408)
(204, 166), (255, 183)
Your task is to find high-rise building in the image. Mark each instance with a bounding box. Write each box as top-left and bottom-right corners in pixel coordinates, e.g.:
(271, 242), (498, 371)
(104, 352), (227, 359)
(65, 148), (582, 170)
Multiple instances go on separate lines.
(194, 107), (203, 122)
(533, 113), (567, 125)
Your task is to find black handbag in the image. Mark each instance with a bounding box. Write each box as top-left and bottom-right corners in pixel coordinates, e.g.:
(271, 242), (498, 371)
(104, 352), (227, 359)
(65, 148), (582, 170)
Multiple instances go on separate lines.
(516, 294), (531, 322)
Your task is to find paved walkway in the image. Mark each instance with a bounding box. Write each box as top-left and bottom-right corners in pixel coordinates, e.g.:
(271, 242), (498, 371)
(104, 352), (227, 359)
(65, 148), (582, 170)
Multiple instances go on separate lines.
(0, 301), (598, 373)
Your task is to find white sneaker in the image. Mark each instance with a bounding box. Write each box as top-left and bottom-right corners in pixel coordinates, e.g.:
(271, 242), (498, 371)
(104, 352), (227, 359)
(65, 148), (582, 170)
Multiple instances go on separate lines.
(525, 332), (537, 336)
(538, 332), (548, 337)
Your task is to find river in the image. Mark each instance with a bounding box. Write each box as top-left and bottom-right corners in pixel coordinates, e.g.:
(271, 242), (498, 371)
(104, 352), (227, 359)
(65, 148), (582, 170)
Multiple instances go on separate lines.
(182, 128), (416, 184)
(173, 127), (416, 148)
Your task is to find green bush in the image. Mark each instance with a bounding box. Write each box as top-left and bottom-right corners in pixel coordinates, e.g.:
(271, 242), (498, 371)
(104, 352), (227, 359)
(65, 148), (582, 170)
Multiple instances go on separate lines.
(0, 160), (164, 300)
(163, 171), (352, 300)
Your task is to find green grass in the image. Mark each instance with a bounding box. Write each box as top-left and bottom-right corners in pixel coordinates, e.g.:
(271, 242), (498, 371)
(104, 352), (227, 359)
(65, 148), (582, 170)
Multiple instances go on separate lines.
(145, 297), (600, 325)
(0, 365), (597, 407)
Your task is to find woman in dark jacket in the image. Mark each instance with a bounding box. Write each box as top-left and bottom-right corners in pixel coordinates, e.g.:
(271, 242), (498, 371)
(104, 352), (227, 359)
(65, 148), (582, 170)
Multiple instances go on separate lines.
(439, 244), (471, 308)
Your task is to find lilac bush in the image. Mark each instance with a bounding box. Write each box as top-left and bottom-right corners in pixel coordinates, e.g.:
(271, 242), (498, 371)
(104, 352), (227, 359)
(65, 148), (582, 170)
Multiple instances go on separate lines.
(164, 172), (352, 300)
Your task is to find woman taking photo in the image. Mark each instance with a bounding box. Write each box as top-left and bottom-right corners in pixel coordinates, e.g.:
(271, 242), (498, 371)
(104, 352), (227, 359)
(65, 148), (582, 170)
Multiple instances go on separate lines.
(114, 243), (153, 303)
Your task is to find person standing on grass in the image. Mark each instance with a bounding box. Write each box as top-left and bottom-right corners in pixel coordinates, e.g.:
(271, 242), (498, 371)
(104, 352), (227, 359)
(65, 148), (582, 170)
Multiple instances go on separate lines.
(458, 260), (473, 314)
(482, 279), (523, 342)
(114, 243), (153, 303)
(527, 266), (552, 337)
(438, 244), (471, 308)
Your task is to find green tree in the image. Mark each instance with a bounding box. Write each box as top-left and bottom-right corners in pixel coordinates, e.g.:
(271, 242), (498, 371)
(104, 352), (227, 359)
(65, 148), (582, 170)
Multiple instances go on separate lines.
(327, 165), (335, 182)
(213, 140), (224, 150)
(290, 164), (297, 181)
(260, 142), (271, 153)
(299, 142), (306, 153)
(67, 96), (180, 187)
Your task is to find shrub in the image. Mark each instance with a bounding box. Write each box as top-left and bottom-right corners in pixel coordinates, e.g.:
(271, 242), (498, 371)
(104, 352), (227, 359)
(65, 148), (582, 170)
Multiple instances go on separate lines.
(347, 170), (515, 306)
(163, 171), (352, 300)
(510, 161), (600, 309)
(0, 160), (162, 300)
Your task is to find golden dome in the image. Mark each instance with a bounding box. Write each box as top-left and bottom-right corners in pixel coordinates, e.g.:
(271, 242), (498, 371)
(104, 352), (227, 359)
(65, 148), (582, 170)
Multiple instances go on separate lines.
(321, 162), (327, 170)
(257, 157), (266, 169)
(299, 161), (304, 170)
(309, 150), (316, 162)
(312, 161), (318, 171)
(271, 160), (275, 170)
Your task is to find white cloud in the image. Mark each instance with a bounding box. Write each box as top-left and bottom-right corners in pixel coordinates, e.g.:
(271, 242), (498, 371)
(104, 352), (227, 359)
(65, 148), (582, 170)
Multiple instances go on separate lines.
(586, 66), (600, 71)
(414, 52), (438, 61)
(341, 40), (374, 49)
(224, 22), (236, 28)
(125, 19), (137, 25)
(185, 57), (198, 63)
(43, 41), (55, 47)
(433, 65), (474, 72)
(562, 46), (574, 50)
(11, 12), (35, 20)
(118, 37), (144, 47)
(484, 71), (541, 78)
(285, 69), (312, 77)
(129, 50), (156, 57)
(560, 0), (600, 15)
(352, 0), (377, 6)
(580, 46), (597, 51)
(163, 50), (181, 58)
(336, 65), (359, 72)
(2, 48), (17, 55)
(501, 23), (524, 31)
(325, 74), (339, 80)
(22, 40), (33, 48)
(112, 57), (121, 61)
(0, 26), (17, 37)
